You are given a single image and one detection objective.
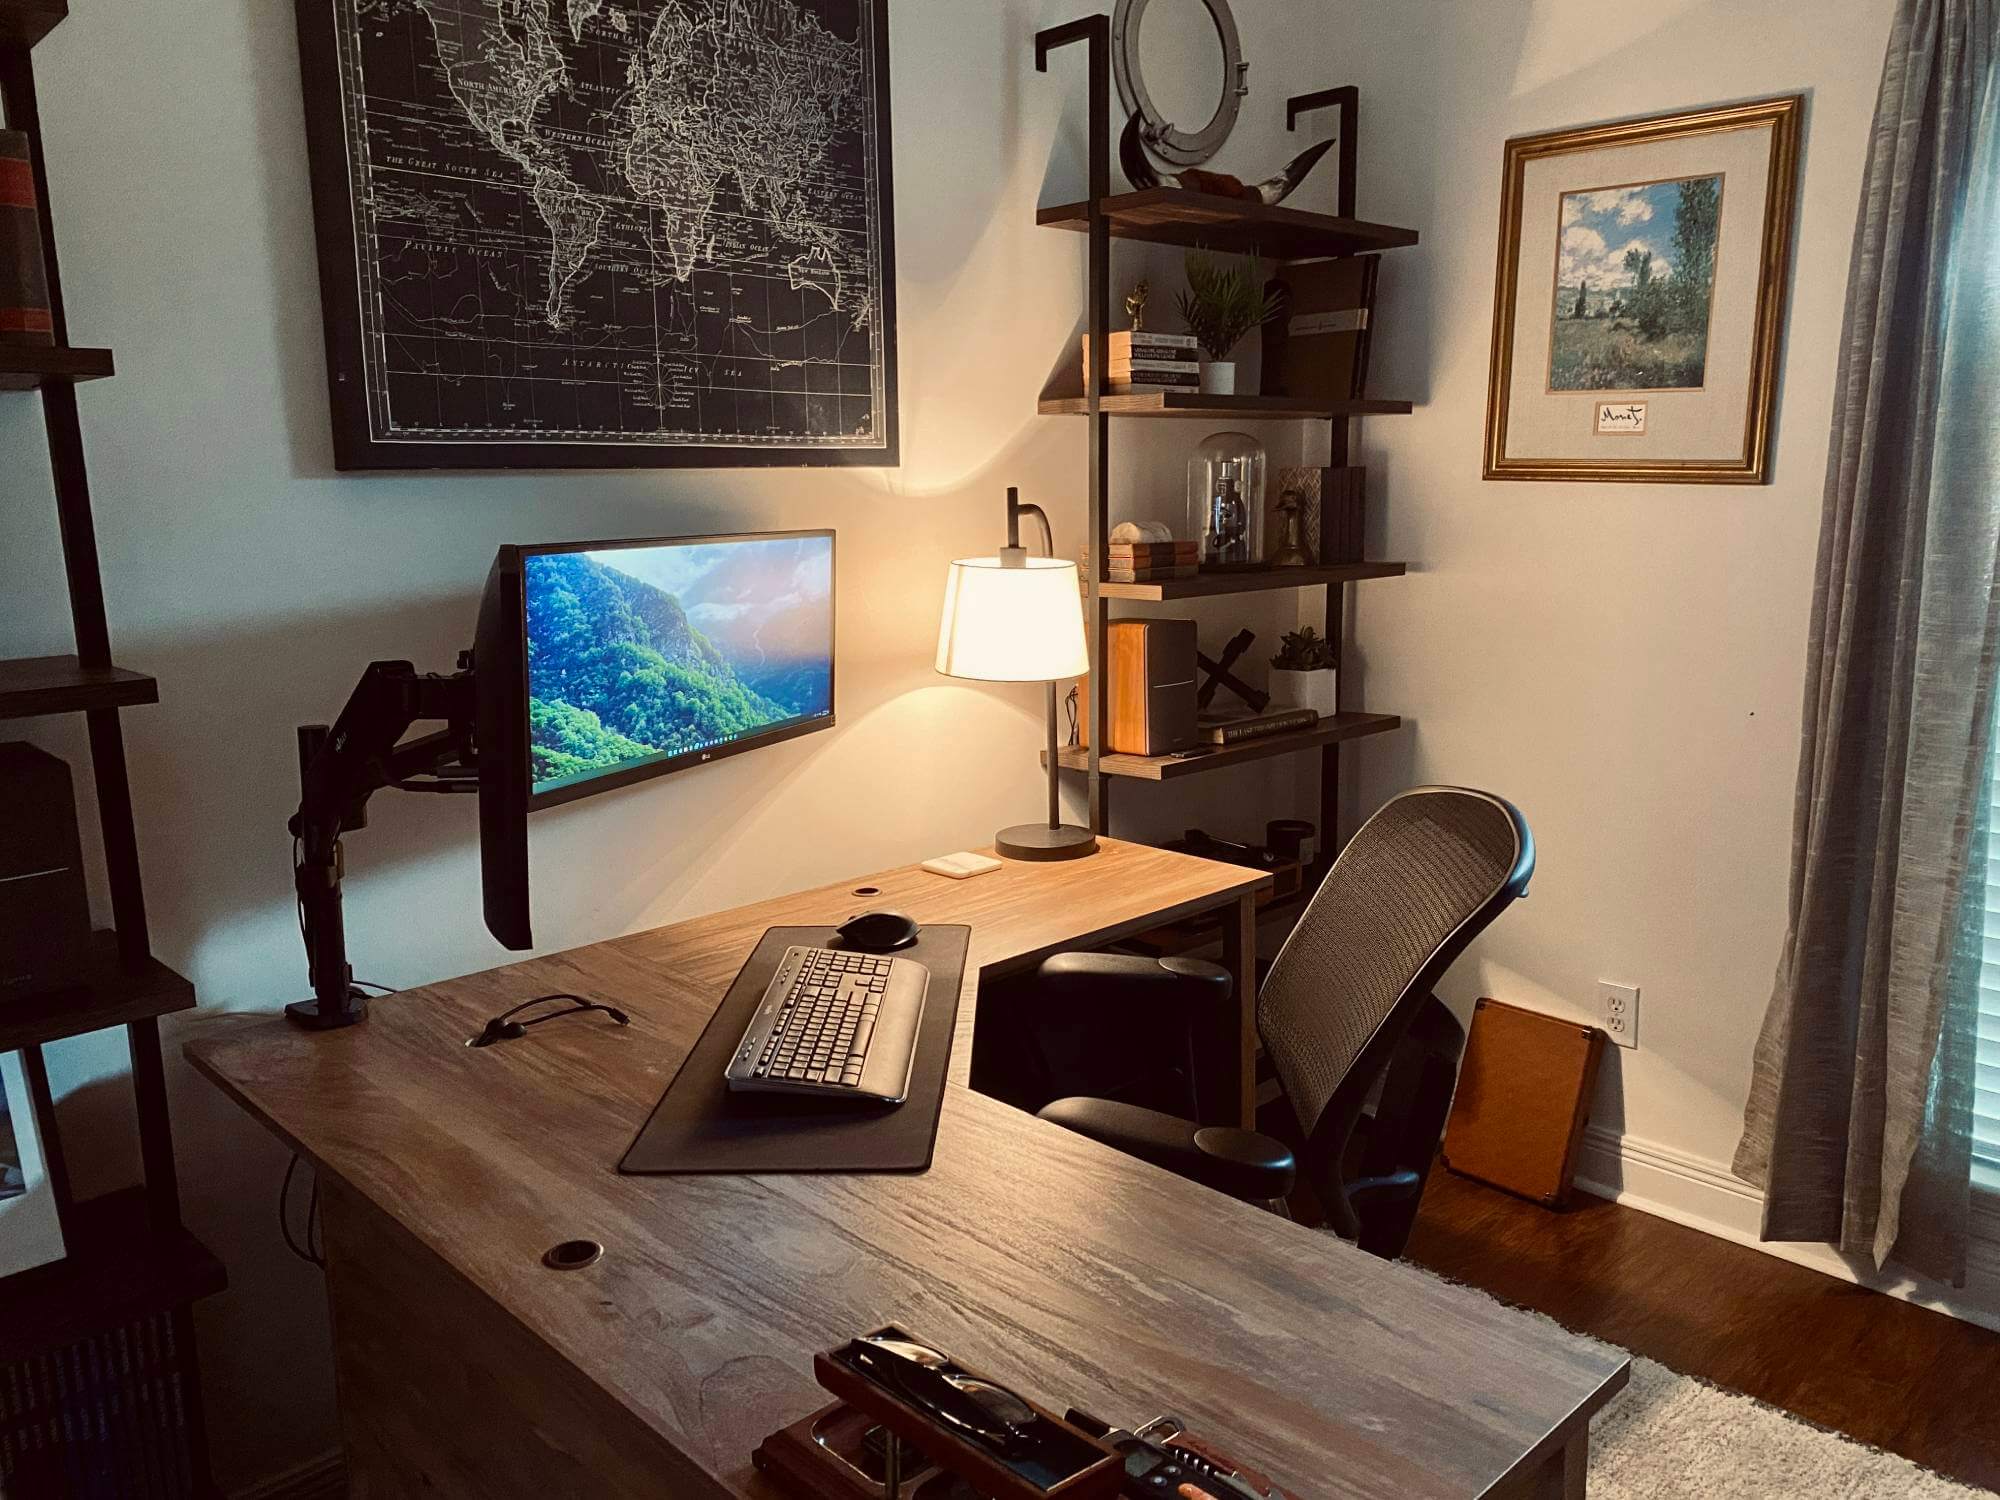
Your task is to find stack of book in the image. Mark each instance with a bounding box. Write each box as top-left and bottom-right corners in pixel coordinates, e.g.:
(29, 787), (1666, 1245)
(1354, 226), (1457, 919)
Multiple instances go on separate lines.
(1081, 330), (1200, 393)
(1090, 539), (1197, 583)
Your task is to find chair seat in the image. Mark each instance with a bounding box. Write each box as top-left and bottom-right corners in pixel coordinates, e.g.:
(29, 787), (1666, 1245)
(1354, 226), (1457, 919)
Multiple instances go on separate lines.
(1038, 1097), (1297, 1200)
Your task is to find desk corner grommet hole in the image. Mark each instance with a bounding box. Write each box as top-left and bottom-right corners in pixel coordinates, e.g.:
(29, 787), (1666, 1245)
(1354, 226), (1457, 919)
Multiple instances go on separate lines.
(851, 885), (881, 897)
(543, 1239), (604, 1271)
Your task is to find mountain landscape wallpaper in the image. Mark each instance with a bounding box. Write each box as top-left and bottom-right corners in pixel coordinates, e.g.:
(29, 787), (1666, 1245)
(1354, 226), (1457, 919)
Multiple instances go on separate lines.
(525, 535), (834, 797)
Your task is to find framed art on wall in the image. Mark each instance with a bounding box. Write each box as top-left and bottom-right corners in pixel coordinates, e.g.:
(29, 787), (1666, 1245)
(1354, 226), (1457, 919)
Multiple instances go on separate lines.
(0, 1049), (68, 1281)
(295, 0), (899, 471)
(1483, 96), (1803, 484)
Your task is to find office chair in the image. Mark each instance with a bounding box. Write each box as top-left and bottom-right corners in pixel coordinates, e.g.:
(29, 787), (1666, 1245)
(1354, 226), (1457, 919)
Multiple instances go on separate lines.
(1031, 786), (1535, 1259)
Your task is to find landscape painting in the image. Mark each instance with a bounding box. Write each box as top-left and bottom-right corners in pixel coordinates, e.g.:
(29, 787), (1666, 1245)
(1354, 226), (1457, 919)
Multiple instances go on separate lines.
(525, 536), (834, 798)
(1549, 174), (1722, 392)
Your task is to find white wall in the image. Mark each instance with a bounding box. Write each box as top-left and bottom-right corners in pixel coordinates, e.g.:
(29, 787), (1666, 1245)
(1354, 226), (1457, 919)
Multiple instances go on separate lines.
(0, 1), (1356, 1487)
(1326, 0), (1899, 1240)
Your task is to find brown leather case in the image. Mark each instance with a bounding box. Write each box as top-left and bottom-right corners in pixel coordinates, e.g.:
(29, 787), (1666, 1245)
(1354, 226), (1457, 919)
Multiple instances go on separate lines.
(1441, 998), (1605, 1207)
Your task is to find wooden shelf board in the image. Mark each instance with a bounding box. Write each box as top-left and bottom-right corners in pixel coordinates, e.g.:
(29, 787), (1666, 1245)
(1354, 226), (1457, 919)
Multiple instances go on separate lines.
(0, 1186), (226, 1364)
(1047, 712), (1403, 782)
(0, 0), (67, 49)
(1037, 189), (1420, 260)
(0, 933), (196, 1052)
(1099, 562), (1406, 600)
(1039, 392), (1413, 420)
(0, 343), (114, 391)
(0, 655), (158, 718)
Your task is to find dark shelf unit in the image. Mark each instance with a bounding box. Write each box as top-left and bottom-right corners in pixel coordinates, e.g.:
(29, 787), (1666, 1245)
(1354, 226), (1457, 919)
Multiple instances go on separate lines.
(0, 1187), (225, 1367)
(1, 8), (223, 1493)
(1045, 713), (1402, 782)
(1036, 187), (1420, 259)
(1097, 562), (1406, 601)
(0, 654), (159, 717)
(1037, 391), (1413, 418)
(0, 341), (113, 390)
(0, 933), (195, 1053)
(1035, 23), (1417, 892)
(0, 0), (65, 52)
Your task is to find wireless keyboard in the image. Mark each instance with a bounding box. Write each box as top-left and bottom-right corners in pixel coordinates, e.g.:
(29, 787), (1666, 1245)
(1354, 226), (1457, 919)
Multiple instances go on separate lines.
(724, 946), (928, 1103)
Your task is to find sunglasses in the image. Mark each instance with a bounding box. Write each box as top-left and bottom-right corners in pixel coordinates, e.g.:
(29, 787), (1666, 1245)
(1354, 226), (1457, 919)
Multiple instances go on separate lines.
(847, 1334), (1039, 1453)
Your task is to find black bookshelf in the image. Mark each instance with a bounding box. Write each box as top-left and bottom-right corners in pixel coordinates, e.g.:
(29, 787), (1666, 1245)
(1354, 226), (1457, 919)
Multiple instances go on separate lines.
(0, 8), (223, 1495)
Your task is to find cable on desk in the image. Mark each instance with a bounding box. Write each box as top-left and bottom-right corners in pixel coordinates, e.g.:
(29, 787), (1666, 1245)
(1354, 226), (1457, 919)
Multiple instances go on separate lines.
(471, 992), (631, 1048)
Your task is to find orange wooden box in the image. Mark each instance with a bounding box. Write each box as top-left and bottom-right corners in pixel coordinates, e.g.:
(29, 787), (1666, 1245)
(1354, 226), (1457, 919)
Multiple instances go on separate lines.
(1441, 998), (1605, 1208)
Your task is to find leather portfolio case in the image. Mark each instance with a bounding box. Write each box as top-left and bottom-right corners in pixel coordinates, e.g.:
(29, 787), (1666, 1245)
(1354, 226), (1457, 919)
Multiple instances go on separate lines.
(1441, 997), (1605, 1207)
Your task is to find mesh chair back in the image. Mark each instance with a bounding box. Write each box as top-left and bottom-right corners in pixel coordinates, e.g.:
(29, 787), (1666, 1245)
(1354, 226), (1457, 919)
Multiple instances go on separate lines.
(1259, 787), (1532, 1144)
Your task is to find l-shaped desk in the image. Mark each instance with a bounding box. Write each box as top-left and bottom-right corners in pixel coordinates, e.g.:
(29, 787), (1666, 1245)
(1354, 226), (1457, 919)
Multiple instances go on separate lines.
(188, 838), (1626, 1498)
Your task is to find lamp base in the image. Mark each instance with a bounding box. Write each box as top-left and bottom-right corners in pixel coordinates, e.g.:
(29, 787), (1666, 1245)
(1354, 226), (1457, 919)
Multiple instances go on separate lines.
(995, 822), (1098, 862)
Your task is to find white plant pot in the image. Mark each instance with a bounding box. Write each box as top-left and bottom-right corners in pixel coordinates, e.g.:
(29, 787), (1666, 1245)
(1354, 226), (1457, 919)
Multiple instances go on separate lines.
(1200, 360), (1237, 396)
(1269, 667), (1337, 720)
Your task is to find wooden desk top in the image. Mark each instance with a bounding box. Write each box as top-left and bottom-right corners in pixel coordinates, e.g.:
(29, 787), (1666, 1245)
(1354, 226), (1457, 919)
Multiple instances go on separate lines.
(187, 839), (1625, 1499)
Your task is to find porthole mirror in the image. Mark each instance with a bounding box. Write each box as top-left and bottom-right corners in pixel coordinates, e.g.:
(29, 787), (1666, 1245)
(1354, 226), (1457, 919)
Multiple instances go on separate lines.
(1112, 0), (1248, 168)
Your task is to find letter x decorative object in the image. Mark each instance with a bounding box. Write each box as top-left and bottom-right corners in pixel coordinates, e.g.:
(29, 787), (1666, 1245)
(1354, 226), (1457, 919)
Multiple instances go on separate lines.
(1196, 629), (1269, 713)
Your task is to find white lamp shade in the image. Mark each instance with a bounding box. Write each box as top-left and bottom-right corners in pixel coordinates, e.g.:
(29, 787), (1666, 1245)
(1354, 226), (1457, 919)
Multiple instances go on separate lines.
(935, 556), (1090, 682)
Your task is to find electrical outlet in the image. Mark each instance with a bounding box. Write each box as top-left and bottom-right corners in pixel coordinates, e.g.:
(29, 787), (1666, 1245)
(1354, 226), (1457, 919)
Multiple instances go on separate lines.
(1597, 982), (1639, 1048)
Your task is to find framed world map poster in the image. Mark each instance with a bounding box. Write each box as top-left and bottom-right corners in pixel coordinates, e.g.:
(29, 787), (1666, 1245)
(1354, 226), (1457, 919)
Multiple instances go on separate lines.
(295, 0), (898, 471)
(1483, 96), (1801, 484)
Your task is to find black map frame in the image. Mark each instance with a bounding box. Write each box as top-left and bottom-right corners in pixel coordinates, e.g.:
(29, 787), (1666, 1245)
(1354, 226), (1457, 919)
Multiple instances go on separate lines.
(295, 0), (899, 472)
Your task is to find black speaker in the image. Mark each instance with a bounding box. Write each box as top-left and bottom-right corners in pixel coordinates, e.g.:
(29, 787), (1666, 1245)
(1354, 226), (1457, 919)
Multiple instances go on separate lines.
(0, 742), (92, 1000)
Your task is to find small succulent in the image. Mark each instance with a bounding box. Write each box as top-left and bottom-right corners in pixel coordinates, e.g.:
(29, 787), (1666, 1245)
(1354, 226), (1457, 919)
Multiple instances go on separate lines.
(1177, 250), (1285, 363)
(1272, 626), (1336, 673)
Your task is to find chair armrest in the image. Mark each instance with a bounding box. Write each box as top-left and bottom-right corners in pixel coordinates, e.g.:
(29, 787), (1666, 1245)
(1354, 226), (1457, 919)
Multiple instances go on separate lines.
(1031, 952), (1232, 1010)
(1038, 1097), (1296, 1201)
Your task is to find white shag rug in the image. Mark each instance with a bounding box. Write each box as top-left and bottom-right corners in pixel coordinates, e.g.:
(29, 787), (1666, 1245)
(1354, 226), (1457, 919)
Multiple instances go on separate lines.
(1591, 1354), (1987, 1498)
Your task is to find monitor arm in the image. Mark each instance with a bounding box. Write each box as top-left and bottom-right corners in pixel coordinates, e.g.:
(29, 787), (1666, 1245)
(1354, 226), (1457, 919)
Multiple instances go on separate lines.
(287, 657), (479, 1030)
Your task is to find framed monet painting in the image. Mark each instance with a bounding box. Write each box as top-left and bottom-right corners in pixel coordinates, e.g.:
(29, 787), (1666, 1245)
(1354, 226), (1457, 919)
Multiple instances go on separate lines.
(1483, 96), (1803, 483)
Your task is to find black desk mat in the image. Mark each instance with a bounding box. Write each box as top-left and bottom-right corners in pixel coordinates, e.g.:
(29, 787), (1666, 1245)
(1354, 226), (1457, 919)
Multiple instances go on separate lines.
(619, 925), (970, 1175)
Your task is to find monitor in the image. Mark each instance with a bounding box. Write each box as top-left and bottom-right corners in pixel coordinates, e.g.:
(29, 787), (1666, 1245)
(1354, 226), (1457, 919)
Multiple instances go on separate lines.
(481, 526), (837, 816)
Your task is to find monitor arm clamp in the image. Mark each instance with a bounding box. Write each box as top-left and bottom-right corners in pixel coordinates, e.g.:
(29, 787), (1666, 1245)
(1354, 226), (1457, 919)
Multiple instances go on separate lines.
(287, 656), (480, 1030)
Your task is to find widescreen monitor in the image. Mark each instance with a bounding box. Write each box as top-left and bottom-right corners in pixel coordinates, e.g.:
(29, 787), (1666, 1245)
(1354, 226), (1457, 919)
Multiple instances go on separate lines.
(523, 531), (836, 805)
(473, 530), (834, 951)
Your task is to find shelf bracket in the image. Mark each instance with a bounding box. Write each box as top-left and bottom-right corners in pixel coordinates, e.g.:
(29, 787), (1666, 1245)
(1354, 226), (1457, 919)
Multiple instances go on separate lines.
(1286, 85), (1359, 220)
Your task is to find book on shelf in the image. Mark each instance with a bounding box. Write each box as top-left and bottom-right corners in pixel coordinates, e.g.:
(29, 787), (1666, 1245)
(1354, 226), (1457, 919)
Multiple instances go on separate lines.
(1093, 330), (1198, 353)
(1103, 541), (1196, 562)
(1103, 375), (1201, 392)
(1, 131), (53, 345)
(1197, 707), (1322, 745)
(1104, 565), (1198, 582)
(1101, 357), (1201, 375)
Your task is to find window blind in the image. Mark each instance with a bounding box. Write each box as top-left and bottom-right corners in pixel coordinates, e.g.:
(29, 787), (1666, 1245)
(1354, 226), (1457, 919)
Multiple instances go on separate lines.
(1976, 770), (2000, 1189)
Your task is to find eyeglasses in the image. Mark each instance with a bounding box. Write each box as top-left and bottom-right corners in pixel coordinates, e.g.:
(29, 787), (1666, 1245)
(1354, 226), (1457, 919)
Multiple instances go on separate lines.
(847, 1334), (1038, 1452)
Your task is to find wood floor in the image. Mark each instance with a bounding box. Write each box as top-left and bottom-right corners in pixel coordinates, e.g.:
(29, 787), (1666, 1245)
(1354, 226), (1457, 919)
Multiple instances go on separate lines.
(1405, 1169), (2000, 1491)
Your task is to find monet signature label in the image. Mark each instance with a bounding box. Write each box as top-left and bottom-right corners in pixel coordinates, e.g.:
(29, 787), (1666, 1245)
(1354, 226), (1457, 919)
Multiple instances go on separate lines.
(1595, 402), (1648, 435)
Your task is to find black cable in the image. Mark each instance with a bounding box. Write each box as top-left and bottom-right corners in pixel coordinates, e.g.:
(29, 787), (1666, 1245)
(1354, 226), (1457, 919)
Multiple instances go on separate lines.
(349, 979), (397, 996)
(278, 1153), (324, 1269)
(470, 992), (631, 1047)
(1065, 684), (1080, 747)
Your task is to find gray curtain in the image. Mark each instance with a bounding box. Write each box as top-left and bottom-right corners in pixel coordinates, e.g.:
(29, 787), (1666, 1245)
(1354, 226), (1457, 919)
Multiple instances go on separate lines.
(1734, 0), (2000, 1287)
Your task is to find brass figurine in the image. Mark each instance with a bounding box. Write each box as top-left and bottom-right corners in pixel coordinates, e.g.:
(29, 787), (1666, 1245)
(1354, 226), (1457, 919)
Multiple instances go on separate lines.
(1125, 280), (1151, 332)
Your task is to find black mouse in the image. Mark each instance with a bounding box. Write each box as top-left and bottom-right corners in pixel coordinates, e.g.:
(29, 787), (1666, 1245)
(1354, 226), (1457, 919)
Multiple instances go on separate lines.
(836, 910), (920, 953)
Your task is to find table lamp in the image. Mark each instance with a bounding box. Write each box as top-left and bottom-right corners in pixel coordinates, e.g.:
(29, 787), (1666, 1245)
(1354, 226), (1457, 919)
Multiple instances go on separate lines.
(935, 488), (1097, 861)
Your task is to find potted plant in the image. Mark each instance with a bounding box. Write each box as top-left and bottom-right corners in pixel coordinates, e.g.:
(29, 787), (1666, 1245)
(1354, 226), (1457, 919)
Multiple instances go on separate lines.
(1270, 627), (1337, 718)
(1178, 250), (1284, 395)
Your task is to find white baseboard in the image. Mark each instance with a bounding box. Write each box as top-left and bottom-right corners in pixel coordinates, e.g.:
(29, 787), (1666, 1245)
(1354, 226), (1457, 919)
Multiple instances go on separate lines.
(231, 1451), (345, 1500)
(1575, 1124), (2000, 1336)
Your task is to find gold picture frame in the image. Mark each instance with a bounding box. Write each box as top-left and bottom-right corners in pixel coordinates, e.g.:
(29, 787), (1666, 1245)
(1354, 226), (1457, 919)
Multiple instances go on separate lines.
(1483, 96), (1803, 484)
